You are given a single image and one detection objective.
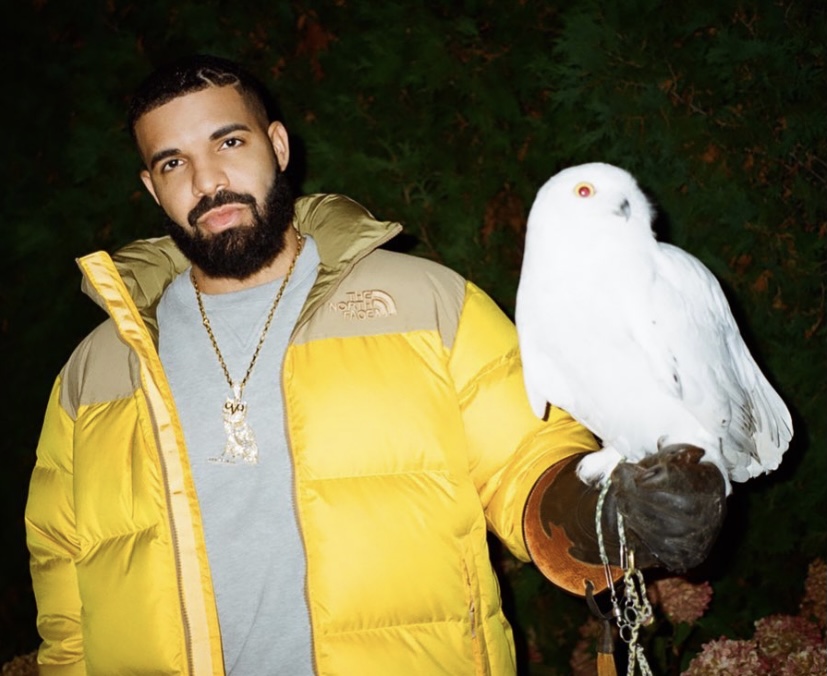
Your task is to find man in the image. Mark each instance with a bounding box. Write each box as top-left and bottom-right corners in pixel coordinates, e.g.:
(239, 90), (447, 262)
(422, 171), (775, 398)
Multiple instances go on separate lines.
(26, 55), (725, 675)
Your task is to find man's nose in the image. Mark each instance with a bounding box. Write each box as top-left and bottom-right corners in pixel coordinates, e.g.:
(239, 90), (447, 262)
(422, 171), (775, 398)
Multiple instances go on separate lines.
(192, 158), (229, 197)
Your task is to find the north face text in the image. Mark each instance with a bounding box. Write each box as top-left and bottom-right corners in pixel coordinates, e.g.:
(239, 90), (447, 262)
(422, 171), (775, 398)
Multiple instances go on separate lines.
(328, 290), (397, 320)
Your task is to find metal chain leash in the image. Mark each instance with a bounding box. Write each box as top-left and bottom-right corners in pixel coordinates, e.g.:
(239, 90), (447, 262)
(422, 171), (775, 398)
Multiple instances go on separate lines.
(596, 475), (654, 676)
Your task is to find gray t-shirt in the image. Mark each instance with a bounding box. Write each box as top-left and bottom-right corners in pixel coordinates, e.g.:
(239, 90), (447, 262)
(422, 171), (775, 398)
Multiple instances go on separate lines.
(156, 237), (320, 675)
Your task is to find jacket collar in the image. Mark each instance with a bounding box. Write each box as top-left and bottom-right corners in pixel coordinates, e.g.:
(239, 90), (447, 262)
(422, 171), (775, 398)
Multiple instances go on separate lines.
(79, 193), (402, 336)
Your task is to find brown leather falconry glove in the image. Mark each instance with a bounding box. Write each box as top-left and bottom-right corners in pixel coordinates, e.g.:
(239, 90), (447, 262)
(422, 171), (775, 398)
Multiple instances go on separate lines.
(523, 444), (727, 595)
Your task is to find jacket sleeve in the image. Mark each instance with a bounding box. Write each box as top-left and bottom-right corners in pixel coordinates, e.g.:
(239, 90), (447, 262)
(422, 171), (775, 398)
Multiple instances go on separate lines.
(25, 377), (87, 675)
(447, 282), (599, 562)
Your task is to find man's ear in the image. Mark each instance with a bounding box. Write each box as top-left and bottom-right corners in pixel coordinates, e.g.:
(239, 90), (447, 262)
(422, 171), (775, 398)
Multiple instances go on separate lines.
(268, 122), (290, 171)
(140, 170), (161, 205)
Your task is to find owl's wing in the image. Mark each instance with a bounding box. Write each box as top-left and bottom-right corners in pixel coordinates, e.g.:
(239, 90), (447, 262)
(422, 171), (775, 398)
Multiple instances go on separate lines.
(641, 244), (791, 479)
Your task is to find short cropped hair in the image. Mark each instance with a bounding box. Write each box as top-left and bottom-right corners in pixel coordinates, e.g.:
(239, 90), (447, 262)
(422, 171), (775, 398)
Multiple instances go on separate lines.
(127, 54), (279, 141)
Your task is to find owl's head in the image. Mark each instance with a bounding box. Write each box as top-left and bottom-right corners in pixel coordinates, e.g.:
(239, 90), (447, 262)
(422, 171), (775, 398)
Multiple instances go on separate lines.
(528, 162), (655, 240)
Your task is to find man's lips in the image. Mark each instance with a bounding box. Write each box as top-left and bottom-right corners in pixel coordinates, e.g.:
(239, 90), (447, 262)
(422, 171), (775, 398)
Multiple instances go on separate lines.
(196, 204), (249, 233)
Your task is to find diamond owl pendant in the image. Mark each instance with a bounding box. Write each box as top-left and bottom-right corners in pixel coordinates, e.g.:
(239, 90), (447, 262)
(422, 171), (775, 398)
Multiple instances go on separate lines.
(210, 384), (259, 464)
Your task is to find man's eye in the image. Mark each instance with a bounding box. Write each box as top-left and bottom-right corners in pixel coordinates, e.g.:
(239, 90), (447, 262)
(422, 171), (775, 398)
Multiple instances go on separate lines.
(221, 137), (243, 149)
(161, 158), (182, 173)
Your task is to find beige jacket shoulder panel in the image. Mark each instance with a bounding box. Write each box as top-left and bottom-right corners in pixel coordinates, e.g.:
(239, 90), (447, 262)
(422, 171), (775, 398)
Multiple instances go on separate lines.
(294, 248), (466, 347)
(59, 319), (140, 419)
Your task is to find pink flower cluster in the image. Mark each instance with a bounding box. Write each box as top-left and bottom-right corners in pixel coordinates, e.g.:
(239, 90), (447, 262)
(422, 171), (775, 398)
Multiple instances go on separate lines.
(682, 638), (765, 675)
(800, 558), (826, 631)
(649, 576), (713, 625)
(683, 558), (827, 675)
(754, 614), (824, 669)
(566, 559), (827, 675)
(683, 622), (827, 676)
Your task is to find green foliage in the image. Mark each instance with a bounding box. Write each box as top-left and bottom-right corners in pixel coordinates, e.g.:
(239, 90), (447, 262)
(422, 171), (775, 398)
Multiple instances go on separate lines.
(2, 0), (824, 670)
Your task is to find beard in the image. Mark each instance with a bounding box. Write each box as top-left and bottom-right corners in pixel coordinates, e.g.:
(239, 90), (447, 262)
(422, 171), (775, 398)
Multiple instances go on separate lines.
(164, 168), (295, 280)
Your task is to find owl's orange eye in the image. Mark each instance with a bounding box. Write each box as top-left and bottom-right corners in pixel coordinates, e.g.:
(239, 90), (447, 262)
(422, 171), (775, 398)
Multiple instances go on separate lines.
(575, 182), (595, 198)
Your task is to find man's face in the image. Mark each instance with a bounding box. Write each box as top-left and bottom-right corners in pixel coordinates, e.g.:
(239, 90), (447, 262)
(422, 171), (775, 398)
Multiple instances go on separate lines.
(135, 85), (293, 279)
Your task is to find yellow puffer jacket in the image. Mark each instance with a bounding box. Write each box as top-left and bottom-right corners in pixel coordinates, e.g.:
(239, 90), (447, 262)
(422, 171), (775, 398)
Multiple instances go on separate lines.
(26, 194), (598, 675)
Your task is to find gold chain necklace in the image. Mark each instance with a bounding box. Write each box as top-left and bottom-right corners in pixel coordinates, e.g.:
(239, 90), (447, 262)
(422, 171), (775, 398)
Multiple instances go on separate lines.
(192, 233), (304, 464)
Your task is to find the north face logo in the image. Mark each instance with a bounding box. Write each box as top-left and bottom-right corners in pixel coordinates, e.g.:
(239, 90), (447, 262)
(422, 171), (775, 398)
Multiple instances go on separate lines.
(329, 290), (397, 319)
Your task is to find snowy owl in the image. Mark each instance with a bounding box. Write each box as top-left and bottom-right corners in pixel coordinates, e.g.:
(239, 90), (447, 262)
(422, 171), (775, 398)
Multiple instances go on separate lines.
(515, 162), (792, 493)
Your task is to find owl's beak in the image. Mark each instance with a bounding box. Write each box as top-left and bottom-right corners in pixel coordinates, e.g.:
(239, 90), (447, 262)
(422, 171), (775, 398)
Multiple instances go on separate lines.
(615, 198), (631, 220)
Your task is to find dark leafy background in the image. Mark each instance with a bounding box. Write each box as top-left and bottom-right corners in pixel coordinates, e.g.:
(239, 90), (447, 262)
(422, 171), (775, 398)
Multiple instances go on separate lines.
(2, 1), (824, 672)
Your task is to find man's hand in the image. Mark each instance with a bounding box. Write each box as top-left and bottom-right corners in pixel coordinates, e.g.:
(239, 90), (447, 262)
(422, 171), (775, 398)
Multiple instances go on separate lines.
(523, 444), (727, 593)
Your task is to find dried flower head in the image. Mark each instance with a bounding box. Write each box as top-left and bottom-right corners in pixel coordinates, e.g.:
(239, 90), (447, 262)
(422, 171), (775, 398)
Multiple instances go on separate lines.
(800, 558), (826, 631)
(683, 558), (826, 675)
(755, 613), (824, 671)
(682, 638), (767, 675)
(649, 576), (713, 625)
(0, 651), (38, 676)
(778, 643), (827, 676)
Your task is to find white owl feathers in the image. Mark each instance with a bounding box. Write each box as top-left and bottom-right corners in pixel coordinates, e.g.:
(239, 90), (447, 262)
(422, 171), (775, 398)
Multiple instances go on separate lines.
(515, 162), (792, 492)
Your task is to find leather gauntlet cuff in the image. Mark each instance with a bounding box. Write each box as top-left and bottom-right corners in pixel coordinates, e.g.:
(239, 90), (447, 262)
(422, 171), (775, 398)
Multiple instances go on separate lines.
(523, 455), (625, 596)
(524, 446), (727, 591)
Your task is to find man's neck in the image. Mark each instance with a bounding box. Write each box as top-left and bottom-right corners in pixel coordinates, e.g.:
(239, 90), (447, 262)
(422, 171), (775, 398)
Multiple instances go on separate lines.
(191, 228), (301, 294)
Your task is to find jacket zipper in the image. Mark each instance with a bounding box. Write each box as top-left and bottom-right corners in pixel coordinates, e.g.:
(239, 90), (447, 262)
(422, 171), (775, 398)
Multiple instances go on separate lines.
(147, 394), (197, 676)
(469, 598), (478, 639)
(462, 558), (478, 640)
(462, 554), (491, 676)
